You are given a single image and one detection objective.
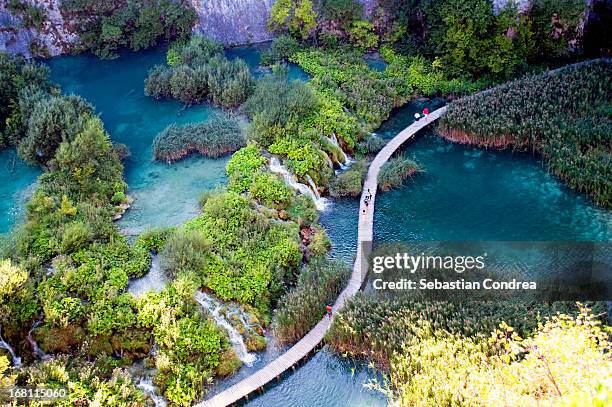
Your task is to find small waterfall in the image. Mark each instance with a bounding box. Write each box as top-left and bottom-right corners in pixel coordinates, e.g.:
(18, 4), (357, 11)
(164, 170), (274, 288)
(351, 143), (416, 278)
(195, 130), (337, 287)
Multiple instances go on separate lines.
(329, 134), (352, 170)
(305, 175), (321, 199)
(137, 377), (167, 407)
(194, 291), (257, 366)
(27, 321), (49, 360)
(128, 255), (168, 298)
(269, 157), (329, 210)
(0, 326), (21, 367)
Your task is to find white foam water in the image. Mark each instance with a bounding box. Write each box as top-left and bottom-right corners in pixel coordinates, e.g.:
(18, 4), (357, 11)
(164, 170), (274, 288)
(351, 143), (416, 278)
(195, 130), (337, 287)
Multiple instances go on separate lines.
(128, 255), (168, 298)
(0, 326), (21, 367)
(194, 291), (257, 366)
(269, 157), (329, 210)
(137, 377), (167, 407)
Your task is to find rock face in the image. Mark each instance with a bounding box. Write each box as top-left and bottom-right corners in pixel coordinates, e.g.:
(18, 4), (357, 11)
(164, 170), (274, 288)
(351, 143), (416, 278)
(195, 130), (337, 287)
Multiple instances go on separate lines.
(189, 0), (275, 45)
(0, 0), (77, 57)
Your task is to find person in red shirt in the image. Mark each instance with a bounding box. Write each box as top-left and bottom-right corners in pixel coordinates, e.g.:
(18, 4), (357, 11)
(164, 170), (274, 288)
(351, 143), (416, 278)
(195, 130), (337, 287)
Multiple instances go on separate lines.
(326, 305), (333, 318)
(423, 107), (429, 118)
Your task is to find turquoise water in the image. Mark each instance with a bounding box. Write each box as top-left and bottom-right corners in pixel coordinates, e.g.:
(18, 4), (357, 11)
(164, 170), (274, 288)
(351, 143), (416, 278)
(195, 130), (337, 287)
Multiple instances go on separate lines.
(3, 43), (609, 406)
(46, 47), (228, 236)
(0, 149), (40, 233)
(373, 104), (612, 242)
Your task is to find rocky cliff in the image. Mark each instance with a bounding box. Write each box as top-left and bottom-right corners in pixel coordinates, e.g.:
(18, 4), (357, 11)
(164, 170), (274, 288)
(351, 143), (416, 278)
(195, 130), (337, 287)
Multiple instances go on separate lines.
(189, 0), (275, 45)
(0, 0), (77, 57)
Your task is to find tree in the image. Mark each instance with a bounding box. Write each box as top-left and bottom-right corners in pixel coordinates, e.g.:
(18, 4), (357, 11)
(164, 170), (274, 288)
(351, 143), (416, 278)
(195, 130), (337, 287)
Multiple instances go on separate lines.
(320, 0), (363, 28)
(18, 95), (93, 165)
(268, 0), (318, 40)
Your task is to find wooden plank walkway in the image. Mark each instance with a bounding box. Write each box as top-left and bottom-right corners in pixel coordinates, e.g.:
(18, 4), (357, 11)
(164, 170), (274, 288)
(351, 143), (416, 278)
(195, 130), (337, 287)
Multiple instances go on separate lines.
(196, 106), (447, 407)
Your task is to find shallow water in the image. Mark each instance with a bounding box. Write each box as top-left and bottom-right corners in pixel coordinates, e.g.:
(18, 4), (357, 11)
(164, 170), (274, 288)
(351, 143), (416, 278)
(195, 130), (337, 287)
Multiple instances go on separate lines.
(374, 106), (611, 242)
(45, 47), (229, 236)
(0, 149), (40, 234)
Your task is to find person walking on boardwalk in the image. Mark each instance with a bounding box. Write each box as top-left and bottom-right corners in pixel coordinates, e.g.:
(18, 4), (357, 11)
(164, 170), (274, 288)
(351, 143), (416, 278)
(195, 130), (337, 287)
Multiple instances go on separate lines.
(326, 305), (333, 319)
(423, 107), (429, 119)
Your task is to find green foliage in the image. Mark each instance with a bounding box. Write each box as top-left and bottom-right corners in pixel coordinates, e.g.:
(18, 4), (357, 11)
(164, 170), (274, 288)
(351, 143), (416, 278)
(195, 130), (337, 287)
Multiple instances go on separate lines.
(184, 191), (302, 311)
(18, 95), (93, 165)
(152, 113), (245, 162)
(243, 72), (319, 136)
(319, 0), (363, 27)
(285, 194), (319, 227)
(272, 258), (349, 344)
(248, 172), (295, 209)
(377, 154), (421, 191)
(137, 280), (224, 405)
(19, 356), (146, 406)
(144, 36), (254, 107)
(348, 21), (379, 50)
(377, 306), (611, 406)
(268, 0), (318, 39)
(329, 160), (367, 197)
(439, 59), (612, 207)
(61, 0), (197, 58)
(226, 145), (268, 193)
(263, 34), (302, 65)
(328, 294), (600, 369)
(159, 229), (210, 279)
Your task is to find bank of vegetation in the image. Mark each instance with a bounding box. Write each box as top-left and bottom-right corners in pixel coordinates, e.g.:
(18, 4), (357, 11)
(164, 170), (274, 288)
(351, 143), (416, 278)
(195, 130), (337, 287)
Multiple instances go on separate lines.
(145, 36), (254, 108)
(377, 154), (422, 191)
(152, 113), (245, 162)
(439, 59), (612, 207)
(328, 296), (610, 405)
(60, 0), (196, 58)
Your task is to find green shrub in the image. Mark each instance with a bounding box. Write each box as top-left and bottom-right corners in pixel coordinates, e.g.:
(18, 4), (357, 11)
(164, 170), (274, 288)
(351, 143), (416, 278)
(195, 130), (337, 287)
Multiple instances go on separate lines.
(60, 221), (93, 253)
(248, 172), (295, 209)
(329, 160), (368, 197)
(272, 258), (350, 344)
(60, 0), (196, 59)
(144, 36), (254, 107)
(377, 154), (422, 192)
(152, 113), (244, 162)
(286, 194), (319, 227)
(184, 191), (302, 311)
(226, 144), (268, 193)
(159, 229), (210, 279)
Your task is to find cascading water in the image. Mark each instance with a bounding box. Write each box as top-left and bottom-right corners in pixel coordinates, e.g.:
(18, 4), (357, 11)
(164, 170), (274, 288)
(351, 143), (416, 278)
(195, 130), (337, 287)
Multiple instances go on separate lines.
(269, 157), (329, 210)
(128, 255), (168, 298)
(137, 377), (167, 407)
(305, 175), (321, 199)
(0, 326), (21, 367)
(27, 321), (49, 360)
(194, 291), (257, 366)
(329, 134), (352, 170)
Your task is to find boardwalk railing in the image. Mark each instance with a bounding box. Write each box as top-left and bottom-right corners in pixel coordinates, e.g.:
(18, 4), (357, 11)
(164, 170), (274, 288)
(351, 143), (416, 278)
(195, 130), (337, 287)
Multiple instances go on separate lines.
(196, 106), (447, 407)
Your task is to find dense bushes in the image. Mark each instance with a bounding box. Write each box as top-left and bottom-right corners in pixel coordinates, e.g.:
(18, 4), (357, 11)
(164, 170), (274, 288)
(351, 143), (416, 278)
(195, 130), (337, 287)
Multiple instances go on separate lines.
(145, 36), (254, 107)
(377, 154), (421, 191)
(328, 160), (367, 197)
(375, 306), (611, 406)
(17, 356), (146, 405)
(174, 191), (303, 313)
(137, 278), (233, 405)
(328, 294), (603, 369)
(0, 52), (54, 151)
(439, 59), (612, 207)
(60, 0), (196, 58)
(152, 113), (244, 162)
(272, 258), (350, 344)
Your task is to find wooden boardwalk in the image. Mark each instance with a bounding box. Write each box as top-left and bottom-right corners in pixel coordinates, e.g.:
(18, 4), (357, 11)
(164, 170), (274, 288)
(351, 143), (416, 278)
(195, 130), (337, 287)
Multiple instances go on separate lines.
(196, 106), (447, 407)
